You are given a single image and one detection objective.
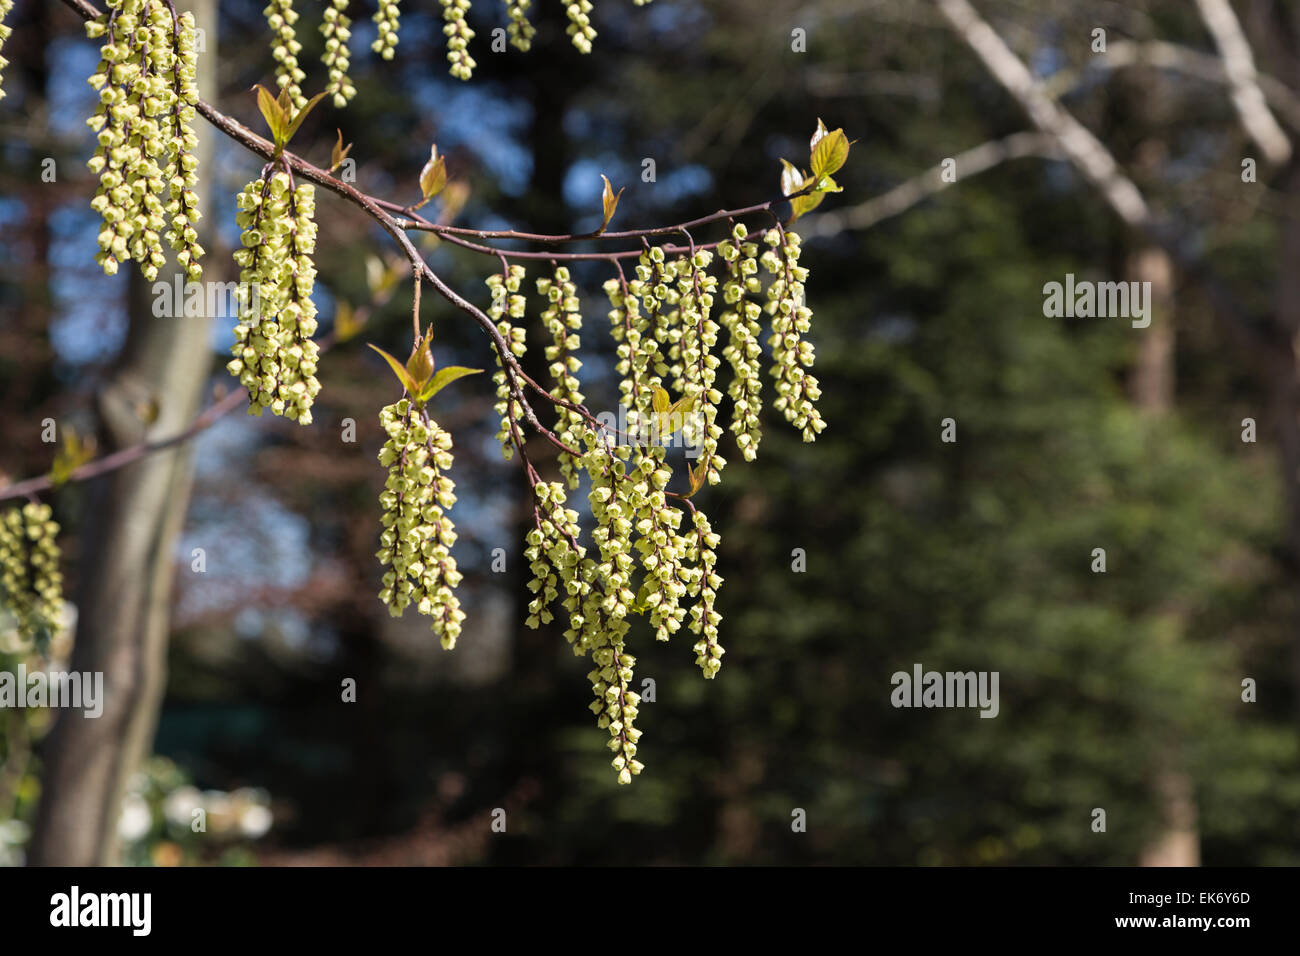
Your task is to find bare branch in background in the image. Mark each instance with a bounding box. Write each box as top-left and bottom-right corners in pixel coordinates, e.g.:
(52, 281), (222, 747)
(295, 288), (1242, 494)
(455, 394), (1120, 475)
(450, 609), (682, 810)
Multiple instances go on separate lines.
(1193, 0), (1292, 164)
(807, 132), (1059, 238)
(1044, 40), (1300, 133)
(934, 0), (1150, 228)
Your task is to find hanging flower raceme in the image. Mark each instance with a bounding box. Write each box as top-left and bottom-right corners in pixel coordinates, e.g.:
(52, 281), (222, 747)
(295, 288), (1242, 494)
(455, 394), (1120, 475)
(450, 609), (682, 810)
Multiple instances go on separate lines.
(538, 266), (587, 489)
(564, 0), (596, 53)
(685, 507), (723, 677)
(717, 224), (764, 461)
(264, 0), (306, 110)
(762, 227), (825, 442)
(0, 503), (64, 650)
(84, 0), (203, 281)
(630, 444), (690, 643)
(377, 398), (466, 649)
(677, 248), (724, 484)
(507, 125), (851, 780)
(578, 436), (643, 783)
(487, 267), (528, 459)
(369, 335), (482, 649)
(524, 480), (584, 635)
(227, 170), (322, 424)
(320, 0), (355, 108)
(372, 0), (401, 60)
(603, 275), (650, 435)
(504, 0), (536, 51)
(440, 0), (476, 81)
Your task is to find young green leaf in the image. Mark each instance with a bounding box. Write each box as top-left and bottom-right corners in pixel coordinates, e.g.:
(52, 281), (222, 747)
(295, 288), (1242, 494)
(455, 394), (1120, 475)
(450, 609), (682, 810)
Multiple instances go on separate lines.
(789, 190), (826, 221)
(368, 343), (421, 396)
(254, 84), (287, 144)
(406, 328), (436, 387)
(810, 127), (850, 181)
(652, 386), (671, 414)
(780, 158), (811, 198)
(283, 91), (329, 145)
(810, 117), (829, 153)
(331, 129), (353, 172)
(274, 85), (293, 129)
(684, 456), (708, 499)
(598, 174), (625, 234)
(49, 427), (96, 488)
(669, 393), (695, 417)
(420, 145), (447, 201)
(419, 365), (483, 402)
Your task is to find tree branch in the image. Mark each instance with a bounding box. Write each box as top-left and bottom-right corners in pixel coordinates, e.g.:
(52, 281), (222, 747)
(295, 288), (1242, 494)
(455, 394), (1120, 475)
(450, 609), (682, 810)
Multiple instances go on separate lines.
(1193, 0), (1291, 164)
(934, 0), (1151, 228)
(933, 0), (1282, 372)
(11, 0), (802, 506)
(806, 131), (1059, 238)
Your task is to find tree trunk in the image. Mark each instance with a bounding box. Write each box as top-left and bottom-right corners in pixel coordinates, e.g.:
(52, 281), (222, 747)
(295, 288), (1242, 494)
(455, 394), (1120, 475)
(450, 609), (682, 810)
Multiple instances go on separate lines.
(1127, 246), (1175, 415)
(1126, 243), (1199, 868)
(27, 0), (217, 866)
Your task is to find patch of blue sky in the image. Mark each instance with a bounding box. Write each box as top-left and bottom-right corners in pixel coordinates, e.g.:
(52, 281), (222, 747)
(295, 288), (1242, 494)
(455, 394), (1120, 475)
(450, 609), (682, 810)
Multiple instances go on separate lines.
(48, 206), (125, 367)
(563, 155), (712, 231)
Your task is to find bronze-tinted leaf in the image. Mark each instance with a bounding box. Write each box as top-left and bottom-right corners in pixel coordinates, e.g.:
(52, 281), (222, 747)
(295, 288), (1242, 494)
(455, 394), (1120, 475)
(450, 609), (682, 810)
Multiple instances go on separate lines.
(598, 174), (625, 233)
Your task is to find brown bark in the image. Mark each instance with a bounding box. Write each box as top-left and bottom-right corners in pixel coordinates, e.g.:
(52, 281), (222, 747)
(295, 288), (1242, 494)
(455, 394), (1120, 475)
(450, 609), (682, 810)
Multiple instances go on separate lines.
(1127, 246), (1175, 415)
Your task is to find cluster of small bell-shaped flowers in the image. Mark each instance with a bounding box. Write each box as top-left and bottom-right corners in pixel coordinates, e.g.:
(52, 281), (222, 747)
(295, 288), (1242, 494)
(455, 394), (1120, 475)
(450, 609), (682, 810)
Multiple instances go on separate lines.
(161, 11), (202, 281)
(564, 0), (597, 53)
(629, 446), (691, 642)
(581, 437), (640, 622)
(85, 0), (200, 282)
(650, 252), (689, 392)
(588, 643), (644, 784)
(0, 503), (63, 649)
(439, 0), (476, 80)
(579, 437), (645, 784)
(622, 250), (671, 413)
(0, 0), (14, 101)
(376, 399), (467, 649)
(717, 224), (764, 461)
(487, 267), (528, 459)
(538, 266), (586, 488)
(523, 480), (585, 636)
(504, 0), (537, 51)
(761, 227), (825, 442)
(685, 507), (724, 677)
(227, 172), (322, 424)
(264, 0), (306, 111)
(601, 276), (652, 437)
(372, 0), (401, 60)
(676, 249), (725, 484)
(320, 0), (356, 108)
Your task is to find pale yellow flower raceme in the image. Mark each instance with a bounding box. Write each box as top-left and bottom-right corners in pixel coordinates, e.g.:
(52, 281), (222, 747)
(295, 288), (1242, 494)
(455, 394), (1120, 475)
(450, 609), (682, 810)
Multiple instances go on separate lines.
(372, 0), (401, 60)
(321, 0), (356, 108)
(377, 399), (466, 649)
(264, 0), (306, 111)
(84, 0), (203, 282)
(440, 0), (477, 81)
(227, 172), (321, 424)
(0, 503), (63, 649)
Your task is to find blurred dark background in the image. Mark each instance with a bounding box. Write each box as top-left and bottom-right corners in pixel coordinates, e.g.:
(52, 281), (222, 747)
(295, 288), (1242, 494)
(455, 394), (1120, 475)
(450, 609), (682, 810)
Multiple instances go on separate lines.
(2, 0), (1299, 865)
